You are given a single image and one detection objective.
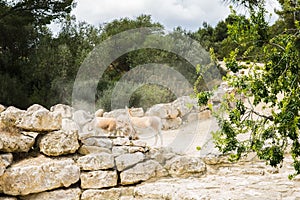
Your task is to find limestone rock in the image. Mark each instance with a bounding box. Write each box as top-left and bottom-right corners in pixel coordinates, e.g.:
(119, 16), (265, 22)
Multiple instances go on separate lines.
(0, 153), (13, 176)
(187, 110), (212, 123)
(146, 103), (171, 119)
(39, 130), (79, 156)
(0, 156), (80, 196)
(131, 140), (147, 147)
(20, 188), (81, 200)
(148, 147), (176, 165)
(27, 104), (48, 113)
(77, 152), (114, 170)
(133, 179), (201, 200)
(81, 188), (134, 200)
(0, 131), (38, 153)
(202, 154), (231, 165)
(171, 96), (198, 117)
(16, 108), (62, 131)
(50, 104), (73, 119)
(211, 86), (226, 103)
(113, 137), (132, 146)
(81, 137), (112, 149)
(115, 152), (145, 171)
(78, 145), (112, 155)
(120, 160), (168, 185)
(103, 109), (126, 118)
(112, 146), (149, 157)
(80, 170), (118, 189)
(113, 137), (147, 147)
(133, 181), (179, 199)
(165, 156), (206, 177)
(72, 110), (93, 127)
(61, 118), (80, 132)
(198, 110), (212, 120)
(162, 117), (182, 130)
(81, 188), (121, 200)
(104, 107), (142, 118)
(0, 105), (5, 113)
(0, 197), (18, 200)
(95, 108), (104, 117)
(128, 107), (144, 117)
(0, 106), (25, 123)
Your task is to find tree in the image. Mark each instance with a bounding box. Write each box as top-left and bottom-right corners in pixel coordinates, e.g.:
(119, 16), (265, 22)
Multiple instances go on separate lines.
(0, 0), (75, 108)
(197, 0), (300, 178)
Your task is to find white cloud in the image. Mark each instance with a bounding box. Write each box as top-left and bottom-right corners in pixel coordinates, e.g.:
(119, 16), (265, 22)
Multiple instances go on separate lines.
(71, 0), (231, 31)
(70, 0), (279, 31)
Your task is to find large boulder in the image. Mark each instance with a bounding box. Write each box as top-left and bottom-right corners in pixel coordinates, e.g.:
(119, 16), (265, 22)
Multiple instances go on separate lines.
(0, 131), (38, 153)
(120, 160), (168, 185)
(0, 156), (80, 196)
(80, 170), (118, 189)
(39, 130), (79, 156)
(20, 188), (81, 200)
(77, 153), (115, 170)
(16, 105), (62, 131)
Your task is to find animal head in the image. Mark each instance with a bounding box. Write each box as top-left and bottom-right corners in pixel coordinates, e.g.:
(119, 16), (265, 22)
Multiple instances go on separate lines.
(125, 106), (134, 117)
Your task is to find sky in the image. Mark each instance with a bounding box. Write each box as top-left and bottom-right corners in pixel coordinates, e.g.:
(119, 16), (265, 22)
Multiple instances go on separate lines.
(67, 0), (280, 32)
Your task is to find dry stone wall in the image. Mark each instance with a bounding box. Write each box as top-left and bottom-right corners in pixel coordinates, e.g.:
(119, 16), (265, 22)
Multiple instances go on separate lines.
(0, 99), (297, 199)
(0, 103), (208, 199)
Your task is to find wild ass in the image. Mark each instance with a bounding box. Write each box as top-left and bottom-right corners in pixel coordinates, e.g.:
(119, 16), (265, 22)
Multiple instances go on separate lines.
(124, 107), (163, 146)
(92, 117), (118, 136)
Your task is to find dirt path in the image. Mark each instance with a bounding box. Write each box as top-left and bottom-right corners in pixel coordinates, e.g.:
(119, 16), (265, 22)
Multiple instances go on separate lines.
(138, 117), (219, 156)
(135, 117), (300, 200)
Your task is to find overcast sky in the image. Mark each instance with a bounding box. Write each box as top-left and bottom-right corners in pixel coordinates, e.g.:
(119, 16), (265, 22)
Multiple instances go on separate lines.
(63, 0), (280, 32)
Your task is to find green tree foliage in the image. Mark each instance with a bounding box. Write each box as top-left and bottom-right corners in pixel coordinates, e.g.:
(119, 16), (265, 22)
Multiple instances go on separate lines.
(95, 16), (197, 111)
(197, 0), (300, 178)
(0, 0), (75, 108)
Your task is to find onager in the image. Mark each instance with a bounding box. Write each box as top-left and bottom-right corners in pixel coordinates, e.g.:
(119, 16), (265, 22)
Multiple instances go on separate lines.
(92, 117), (117, 136)
(125, 107), (163, 146)
(116, 114), (139, 140)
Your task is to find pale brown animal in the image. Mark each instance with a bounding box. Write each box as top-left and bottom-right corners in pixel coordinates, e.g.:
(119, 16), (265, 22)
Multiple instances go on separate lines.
(116, 115), (139, 140)
(93, 117), (117, 135)
(125, 107), (163, 146)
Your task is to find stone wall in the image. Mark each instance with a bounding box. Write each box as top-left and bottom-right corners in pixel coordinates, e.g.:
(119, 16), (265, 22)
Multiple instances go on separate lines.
(0, 103), (208, 199)
(0, 102), (298, 199)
